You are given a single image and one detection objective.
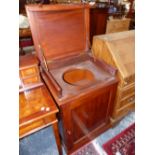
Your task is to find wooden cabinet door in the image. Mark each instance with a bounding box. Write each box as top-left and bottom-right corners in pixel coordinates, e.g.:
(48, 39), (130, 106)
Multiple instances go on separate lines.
(60, 84), (117, 150)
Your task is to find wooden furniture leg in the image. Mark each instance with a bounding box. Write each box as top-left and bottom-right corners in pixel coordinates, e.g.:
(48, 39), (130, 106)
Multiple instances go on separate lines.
(52, 122), (62, 155)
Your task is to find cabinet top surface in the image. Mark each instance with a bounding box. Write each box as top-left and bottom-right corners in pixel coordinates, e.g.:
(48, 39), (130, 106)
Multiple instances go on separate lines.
(19, 85), (58, 125)
(43, 54), (118, 102)
(94, 30), (135, 79)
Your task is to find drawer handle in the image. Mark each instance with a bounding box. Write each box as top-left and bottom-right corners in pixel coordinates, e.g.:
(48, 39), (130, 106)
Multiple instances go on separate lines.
(40, 106), (50, 112)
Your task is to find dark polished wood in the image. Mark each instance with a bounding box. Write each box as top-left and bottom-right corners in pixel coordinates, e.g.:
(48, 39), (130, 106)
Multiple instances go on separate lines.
(41, 60), (118, 153)
(19, 0), (27, 14)
(90, 7), (109, 44)
(26, 4), (118, 154)
(26, 4), (90, 63)
(127, 0), (135, 18)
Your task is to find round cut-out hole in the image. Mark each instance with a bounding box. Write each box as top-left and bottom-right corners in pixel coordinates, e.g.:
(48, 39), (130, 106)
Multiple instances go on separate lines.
(63, 68), (95, 86)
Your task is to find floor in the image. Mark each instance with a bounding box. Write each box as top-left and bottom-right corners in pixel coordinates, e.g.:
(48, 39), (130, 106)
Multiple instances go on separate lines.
(19, 112), (135, 155)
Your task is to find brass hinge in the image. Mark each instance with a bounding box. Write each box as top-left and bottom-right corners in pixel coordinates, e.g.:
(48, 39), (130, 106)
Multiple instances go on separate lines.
(38, 45), (49, 72)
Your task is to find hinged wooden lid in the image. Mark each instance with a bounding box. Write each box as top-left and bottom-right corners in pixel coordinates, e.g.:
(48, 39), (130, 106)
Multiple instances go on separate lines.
(26, 4), (90, 63)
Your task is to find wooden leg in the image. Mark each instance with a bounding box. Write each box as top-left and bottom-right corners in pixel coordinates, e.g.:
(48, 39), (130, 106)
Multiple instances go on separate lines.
(52, 123), (62, 155)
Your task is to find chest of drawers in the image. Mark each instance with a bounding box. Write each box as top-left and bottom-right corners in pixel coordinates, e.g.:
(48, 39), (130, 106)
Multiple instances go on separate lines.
(19, 54), (42, 92)
(92, 30), (135, 122)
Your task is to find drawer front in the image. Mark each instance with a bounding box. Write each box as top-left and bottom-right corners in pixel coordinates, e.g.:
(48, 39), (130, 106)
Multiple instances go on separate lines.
(122, 75), (135, 87)
(22, 75), (40, 85)
(19, 115), (56, 138)
(119, 83), (135, 99)
(112, 102), (135, 120)
(120, 95), (135, 108)
(121, 86), (134, 98)
(20, 66), (39, 78)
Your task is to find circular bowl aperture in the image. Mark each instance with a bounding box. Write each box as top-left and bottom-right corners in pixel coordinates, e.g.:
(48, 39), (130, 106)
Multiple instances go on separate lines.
(63, 68), (95, 86)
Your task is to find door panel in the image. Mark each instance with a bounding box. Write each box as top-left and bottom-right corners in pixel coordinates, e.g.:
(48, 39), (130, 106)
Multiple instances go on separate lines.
(71, 91), (110, 142)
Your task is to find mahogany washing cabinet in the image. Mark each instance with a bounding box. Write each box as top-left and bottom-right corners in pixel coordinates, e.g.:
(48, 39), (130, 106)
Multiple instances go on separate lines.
(26, 4), (118, 154)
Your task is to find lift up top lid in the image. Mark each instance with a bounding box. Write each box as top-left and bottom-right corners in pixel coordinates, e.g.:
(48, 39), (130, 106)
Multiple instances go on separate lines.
(26, 4), (90, 63)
